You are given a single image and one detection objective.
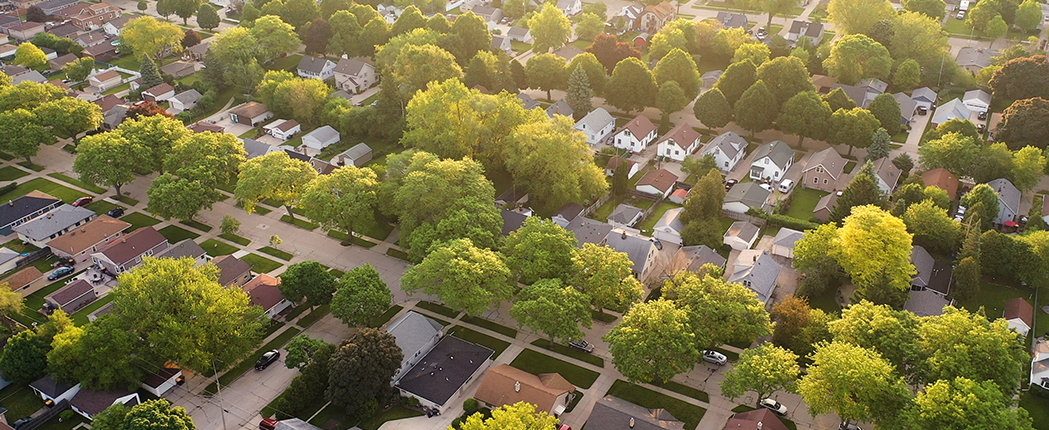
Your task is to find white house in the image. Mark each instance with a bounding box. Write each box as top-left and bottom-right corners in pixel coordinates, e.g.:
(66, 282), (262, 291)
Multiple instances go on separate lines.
(300, 126), (341, 153)
(656, 123), (702, 161)
(635, 168), (678, 198)
(700, 131), (748, 172)
(88, 70), (121, 92)
(14, 205), (96, 248)
(930, 98), (973, 127)
(387, 311), (444, 383)
(652, 207), (685, 245)
(728, 249), (781, 305)
(987, 178), (1020, 225)
(169, 89), (202, 112)
(962, 89), (990, 113)
(142, 83), (175, 103)
(263, 119), (301, 141)
(771, 228), (804, 258)
(556, 0), (582, 15)
(574, 108), (615, 145)
(333, 58), (377, 94)
(723, 221), (759, 251)
(873, 157), (903, 195)
(911, 87), (937, 110)
(605, 156), (640, 178)
(612, 115), (658, 152)
(749, 140), (795, 182)
(507, 27), (532, 43)
(1003, 297), (1033, 338)
(70, 388), (141, 420)
(30, 376), (81, 406)
(297, 55), (337, 80)
(140, 366), (183, 397)
(490, 35), (511, 54)
(1033, 338), (1049, 389)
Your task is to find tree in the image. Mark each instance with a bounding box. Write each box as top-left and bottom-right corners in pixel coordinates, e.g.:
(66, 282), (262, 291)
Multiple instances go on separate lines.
(235, 151), (318, 218)
(574, 12), (605, 42)
(867, 94), (902, 136)
(331, 264), (391, 327)
(280, 261), (336, 310)
(771, 296), (830, 358)
(917, 306), (1029, 392)
(300, 165), (379, 240)
(828, 0), (894, 34)
(712, 27), (751, 58)
(995, 97), (1049, 150)
(823, 87), (857, 113)
(449, 12), (489, 62)
(463, 51), (513, 94)
(828, 301), (920, 378)
(1014, 0), (1042, 32)
(657, 81), (689, 129)
(967, 0), (1000, 31)
(528, 3), (571, 53)
(26, 5), (47, 22)
(760, 0), (801, 27)
(401, 238), (511, 315)
(904, 377), (1034, 430)
(693, 88), (733, 129)
(988, 55), (1049, 102)
(664, 271), (773, 349)
(604, 57), (658, 114)
(170, 0), (201, 24)
(648, 28), (688, 62)
(196, 3), (220, 30)
(585, 34), (641, 73)
(404, 196), (502, 263)
(62, 57), (95, 83)
(827, 107), (880, 156)
(140, 55), (164, 90)
(714, 59), (757, 106)
(525, 53), (567, 100)
(502, 217), (579, 284)
(571, 244), (644, 314)
(327, 11), (362, 57)
(387, 153), (497, 245)
(146, 175), (220, 220)
(510, 279), (593, 345)
(0, 282), (22, 317)
(161, 126), (240, 182)
(390, 44), (461, 103)
(565, 65), (592, 120)
(866, 128), (891, 162)
(73, 132), (149, 195)
(249, 16), (301, 62)
(48, 314), (141, 390)
(92, 404), (130, 430)
(459, 402), (559, 430)
(720, 344), (800, 406)
(799, 341), (910, 424)
(358, 18), (390, 57)
(893, 59), (921, 91)
(123, 399), (195, 430)
(893, 153), (914, 173)
(681, 169), (725, 223)
(568, 53), (607, 95)
(962, 184), (1000, 231)
(121, 17), (185, 60)
(793, 224), (846, 297)
(919, 132), (981, 177)
(823, 34), (892, 85)
(502, 0), (525, 17)
(983, 14), (1007, 48)
(303, 19), (333, 54)
(1011, 145), (1046, 192)
(756, 55), (814, 109)
(13, 42), (47, 69)
(777, 90), (832, 144)
(220, 215), (241, 236)
(503, 117), (606, 210)
(952, 255), (981, 303)
(326, 328), (403, 415)
(0, 109), (49, 165)
(654, 48), (701, 101)
(734, 80), (777, 135)
(391, 5), (427, 36)
(834, 205), (914, 308)
(0, 330), (48, 383)
(903, 200), (962, 254)
(902, 0), (947, 19)
(603, 299), (698, 383)
(285, 335), (329, 370)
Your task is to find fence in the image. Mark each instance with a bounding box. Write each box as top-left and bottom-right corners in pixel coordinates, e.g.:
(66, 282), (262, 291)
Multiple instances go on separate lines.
(18, 400), (70, 430)
(15, 248), (53, 270)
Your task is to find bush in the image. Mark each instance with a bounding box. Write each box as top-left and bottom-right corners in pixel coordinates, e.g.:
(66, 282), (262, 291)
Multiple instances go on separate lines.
(767, 213), (818, 231)
(59, 410), (75, 421)
(463, 398), (478, 414)
(0, 182), (18, 196)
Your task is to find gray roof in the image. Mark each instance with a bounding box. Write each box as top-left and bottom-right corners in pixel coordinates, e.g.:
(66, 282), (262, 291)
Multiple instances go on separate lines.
(911, 87), (937, 103)
(500, 209), (528, 237)
(340, 142), (372, 161)
(725, 182), (771, 210)
(297, 55), (333, 74)
(701, 70), (723, 83)
(274, 419), (324, 430)
(302, 125), (340, 148)
(772, 228), (804, 250)
(13, 205), (94, 242)
(910, 245), (934, 287)
(814, 192), (837, 213)
(331, 90), (353, 101)
(12, 70), (47, 85)
(171, 89), (202, 105)
(386, 310), (443, 365)
(186, 40), (210, 55)
(586, 395), (685, 430)
(715, 12), (748, 29)
(605, 230), (656, 275)
(517, 93), (540, 109)
(802, 147), (845, 179)
(678, 245), (726, 271)
(893, 92), (917, 123)
(752, 140), (795, 169)
(857, 78), (888, 95)
(702, 131), (747, 160)
(241, 138), (270, 159)
(654, 208), (685, 232)
(396, 336), (494, 406)
(955, 47), (995, 68)
(831, 84), (866, 107)
(930, 98), (972, 125)
(728, 250), (781, 303)
(987, 178), (1020, 213)
(788, 20), (823, 38)
(546, 99), (574, 118)
(608, 204), (644, 226)
(565, 216), (612, 247)
(104, 105), (128, 128)
(490, 35), (510, 50)
(333, 58), (371, 76)
(0, 247), (20, 266)
(904, 288), (950, 317)
(576, 107), (614, 131)
(154, 238), (205, 261)
(508, 27), (530, 37)
(724, 221), (759, 244)
(963, 89), (991, 105)
(552, 45), (584, 61)
(874, 157), (902, 192)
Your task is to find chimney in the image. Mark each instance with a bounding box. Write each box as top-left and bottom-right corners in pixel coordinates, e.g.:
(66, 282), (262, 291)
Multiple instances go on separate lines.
(621, 231), (627, 240)
(753, 255), (758, 262)
(757, 423), (762, 430)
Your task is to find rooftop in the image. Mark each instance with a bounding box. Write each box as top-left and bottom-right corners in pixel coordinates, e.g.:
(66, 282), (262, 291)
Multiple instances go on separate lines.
(474, 364), (574, 413)
(211, 255), (253, 286)
(0, 191), (61, 227)
(587, 395), (685, 430)
(47, 215), (131, 258)
(93, 226), (166, 265)
(396, 336), (494, 407)
(13, 205), (94, 242)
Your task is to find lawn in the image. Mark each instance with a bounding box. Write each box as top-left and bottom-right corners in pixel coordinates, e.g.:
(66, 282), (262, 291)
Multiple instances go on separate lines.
(158, 225), (200, 243)
(18, 162), (44, 172)
(70, 294), (115, 326)
(47, 173), (106, 193)
(219, 232), (251, 246)
(296, 304), (330, 328)
(416, 301), (460, 318)
(180, 219), (213, 232)
(306, 404), (422, 430)
(0, 166), (28, 181)
(242, 253), (283, 273)
(784, 188), (828, 222)
(279, 215), (318, 230)
(0, 382), (45, 421)
(367, 305), (404, 328)
(122, 212), (161, 232)
(10, 270), (82, 326)
(258, 246), (293, 261)
(385, 247), (410, 261)
(84, 200), (122, 216)
(113, 195), (139, 206)
(1021, 391), (1049, 430)
(509, 348), (600, 388)
(529, 339), (604, 367)
(35, 411), (88, 430)
(200, 239), (239, 256)
(358, 406), (425, 430)
(637, 201), (682, 233)
(0, 178), (86, 204)
(447, 326), (511, 358)
(650, 379), (710, 403)
(955, 280), (1034, 319)
(264, 54), (304, 72)
(843, 160), (857, 174)
(606, 380), (706, 430)
(326, 231), (378, 248)
(801, 287), (841, 316)
(102, 82), (131, 95)
(461, 315), (518, 338)
(205, 327), (303, 395)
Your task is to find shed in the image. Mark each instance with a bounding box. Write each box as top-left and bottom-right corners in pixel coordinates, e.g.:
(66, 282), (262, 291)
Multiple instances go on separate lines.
(301, 126), (341, 152)
(332, 143), (372, 167)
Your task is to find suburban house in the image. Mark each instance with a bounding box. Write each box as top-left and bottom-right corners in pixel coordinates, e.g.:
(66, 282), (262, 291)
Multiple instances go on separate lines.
(395, 336), (494, 413)
(68, 3), (121, 30)
(724, 409), (790, 430)
(331, 143), (372, 167)
(638, 1), (675, 34)
(910, 245), (952, 296)
(29, 376), (80, 406)
(811, 74), (837, 94)
(632, 33), (650, 48)
(922, 168), (959, 200)
(605, 156), (640, 178)
(1031, 338), (1049, 389)
(48, 215), (131, 263)
(608, 204), (644, 228)
(48, 53), (78, 71)
(715, 11), (748, 29)
(387, 311), (445, 383)
(7, 267), (43, 297)
(243, 274), (292, 319)
(517, 93), (541, 110)
(749, 140), (795, 182)
(635, 168), (678, 198)
(574, 108), (615, 145)
(656, 124), (702, 162)
(893, 92), (918, 124)
(229, 102), (273, 126)
(652, 207), (685, 245)
(507, 27), (532, 43)
(140, 366), (183, 397)
(13, 204), (95, 248)
(962, 89), (990, 113)
(82, 40), (117, 61)
(786, 20), (823, 46)
(551, 203), (585, 228)
(7, 21), (44, 41)
(700, 131), (748, 172)
(771, 228), (804, 259)
(813, 193), (838, 222)
(169, 89), (202, 112)
(101, 14), (131, 36)
(496, 187), (528, 207)
(490, 35), (511, 54)
(75, 31), (110, 48)
(12, 70), (47, 85)
(668, 188), (688, 204)
(474, 365), (575, 416)
(831, 84), (868, 108)
(728, 249), (781, 305)
(1004, 297), (1033, 337)
(606, 229), (659, 280)
(185, 41), (209, 61)
(904, 288), (951, 317)
(668, 245), (726, 274)
(90, 226), (168, 274)
(612, 115), (658, 152)
(564, 216), (612, 247)
(162, 61), (197, 79)
(911, 87), (937, 110)
(154, 239), (207, 266)
(70, 388), (140, 420)
(802, 147), (846, 192)
(212, 255), (253, 287)
(45, 279), (96, 314)
(723, 221), (759, 251)
(987, 178), (1020, 225)
(555, 0), (582, 16)
(35, 0), (79, 14)
(473, 6), (503, 24)
(88, 70), (121, 93)
(501, 209), (529, 237)
(333, 58), (376, 94)
(142, 83), (175, 103)
(0, 191), (62, 235)
(0, 44), (16, 59)
(956, 47), (995, 74)
(297, 55), (337, 80)
(723, 182), (771, 214)
(263, 119), (301, 141)
(930, 98), (973, 127)
(546, 99), (573, 118)
(701, 70), (722, 89)
(189, 121), (225, 134)
(873, 157), (903, 194)
(301, 126), (341, 154)
(586, 395), (685, 430)
(0, 247), (21, 274)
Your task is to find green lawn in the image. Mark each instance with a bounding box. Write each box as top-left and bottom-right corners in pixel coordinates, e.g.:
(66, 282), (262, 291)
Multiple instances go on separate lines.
(326, 230), (379, 248)
(258, 246), (293, 261)
(280, 215), (318, 230)
(200, 239), (239, 256)
(416, 301), (460, 318)
(447, 326), (511, 358)
(1, 238), (38, 253)
(785, 188), (828, 222)
(386, 248), (410, 261)
(801, 287), (841, 316)
(651, 379), (710, 403)
(367, 305), (404, 328)
(242, 253), (283, 273)
(529, 339), (604, 367)
(10, 270), (84, 326)
(0, 166), (29, 181)
(955, 280), (1034, 318)
(158, 225), (200, 243)
(607, 380), (706, 430)
(305, 404), (422, 430)
(122, 212), (161, 232)
(1021, 391), (1049, 430)
(0, 382), (45, 421)
(264, 54), (303, 72)
(0, 178), (87, 204)
(296, 304), (330, 328)
(638, 201), (682, 233)
(17, 162), (44, 172)
(509, 348), (600, 388)
(47, 173), (106, 193)
(461, 315), (518, 338)
(84, 200), (123, 215)
(180, 219), (213, 232)
(219, 232), (251, 245)
(358, 406), (425, 430)
(113, 195), (139, 206)
(70, 294), (115, 326)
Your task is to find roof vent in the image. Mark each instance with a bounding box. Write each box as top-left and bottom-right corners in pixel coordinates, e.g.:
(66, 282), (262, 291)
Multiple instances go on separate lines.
(47, 214), (52, 218)
(514, 381), (521, 392)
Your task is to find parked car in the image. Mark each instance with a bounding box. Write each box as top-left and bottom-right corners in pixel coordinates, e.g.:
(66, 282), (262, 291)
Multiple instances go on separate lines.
(956, 10), (965, 19)
(759, 182), (773, 192)
(954, 205), (967, 222)
(778, 179), (795, 193)
(724, 178), (738, 190)
(107, 207), (125, 218)
(839, 422), (863, 430)
(759, 398), (788, 416)
(72, 197), (93, 207)
(569, 340), (594, 353)
(12, 417), (31, 430)
(255, 350), (281, 370)
(977, 124), (985, 133)
(48, 266), (74, 280)
(916, 105), (928, 115)
(702, 350), (727, 365)
(977, 111), (988, 120)
(52, 258), (75, 268)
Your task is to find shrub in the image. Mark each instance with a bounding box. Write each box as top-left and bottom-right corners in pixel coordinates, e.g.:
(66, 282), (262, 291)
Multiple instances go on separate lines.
(0, 182), (17, 196)
(59, 410), (75, 421)
(463, 398), (478, 414)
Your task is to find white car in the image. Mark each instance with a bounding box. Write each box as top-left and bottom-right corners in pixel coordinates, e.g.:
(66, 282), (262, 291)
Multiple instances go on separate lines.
(778, 179), (795, 193)
(759, 183), (773, 192)
(759, 398), (788, 416)
(956, 10), (965, 19)
(701, 350), (727, 366)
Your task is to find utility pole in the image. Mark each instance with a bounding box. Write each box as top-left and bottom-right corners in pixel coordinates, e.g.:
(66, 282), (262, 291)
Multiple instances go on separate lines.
(213, 360), (228, 430)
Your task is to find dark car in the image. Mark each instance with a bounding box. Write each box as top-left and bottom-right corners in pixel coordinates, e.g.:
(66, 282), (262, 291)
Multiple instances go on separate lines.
(12, 417), (32, 430)
(255, 350), (280, 370)
(977, 111), (987, 120)
(107, 207), (125, 218)
(48, 266), (74, 280)
(568, 340), (594, 353)
(916, 105), (928, 115)
(72, 197), (93, 207)
(724, 178), (738, 190)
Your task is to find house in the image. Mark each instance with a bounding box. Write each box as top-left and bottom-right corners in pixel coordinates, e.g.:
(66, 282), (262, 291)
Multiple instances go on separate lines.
(496, 187), (529, 207)
(45, 279), (96, 314)
(229, 102), (273, 126)
(140, 366), (183, 397)
(771, 228), (804, 258)
(0, 247), (22, 274)
(101, 14), (130, 36)
(11, 70), (46, 85)
(211, 255), (253, 287)
(263, 119), (301, 141)
(396, 336), (494, 413)
(605, 156), (640, 178)
(723, 221), (759, 251)
(724, 182), (771, 214)
(574, 107), (615, 145)
(185, 40), (209, 61)
(141, 82), (175, 103)
(656, 123), (702, 162)
(333, 58), (376, 94)
(154, 238), (207, 266)
(715, 11), (748, 29)
(638, 1), (675, 34)
(507, 27), (532, 43)
(7, 21), (44, 41)
(910, 245), (952, 295)
(75, 30), (109, 48)
(7, 266), (43, 296)
(612, 115), (658, 152)
(552, 44), (584, 61)
(812, 192), (838, 222)
(48, 215), (130, 263)
(101, 104), (127, 130)
(243, 274), (292, 319)
(724, 409), (790, 430)
(911, 87), (937, 110)
(701, 70), (722, 89)
(473, 6), (503, 24)
(635, 168), (678, 198)
(546, 99), (574, 118)
(956, 47), (995, 74)
(30, 376), (80, 406)
(564, 216), (612, 246)
(606, 229), (659, 280)
(811, 74), (837, 94)
(802, 148), (845, 192)
(922, 168), (959, 200)
(310, 158), (338, 175)
(893, 92), (918, 124)
(167, 89), (202, 112)
(90, 226), (168, 274)
(48, 53), (79, 71)
(517, 93), (540, 110)
(189, 121), (225, 134)
(903, 288), (951, 317)
(668, 244), (726, 274)
(301, 125), (340, 153)
(35, 0), (79, 14)
(387, 311), (445, 383)
(587, 395), (685, 430)
(69, 3), (121, 30)
(632, 33), (650, 48)
(652, 207), (685, 245)
(0, 64), (27, 77)
(786, 20), (823, 46)
(728, 249), (781, 305)
(962, 89), (990, 113)
(474, 364), (575, 415)
(555, 0), (582, 16)
(1003, 298), (1033, 337)
(552, 203), (584, 228)
(858, 78), (888, 97)
(81, 40), (117, 61)
(70, 388), (140, 420)
(987, 178), (1020, 225)
(700, 131), (748, 172)
(500, 209), (529, 237)
(750, 140), (795, 182)
(1031, 338), (1049, 389)
(608, 204), (644, 228)
(831, 84), (867, 108)
(47, 23), (79, 39)
(1042, 195), (1049, 225)
(331, 143), (372, 167)
(490, 35), (511, 54)
(930, 98), (973, 127)
(615, 3), (645, 30)
(0, 44), (16, 59)
(0, 191), (62, 235)
(13, 204), (95, 248)
(296, 55), (336, 81)
(668, 188), (688, 204)
(872, 157), (902, 194)
(160, 61), (195, 79)
(330, 90), (353, 102)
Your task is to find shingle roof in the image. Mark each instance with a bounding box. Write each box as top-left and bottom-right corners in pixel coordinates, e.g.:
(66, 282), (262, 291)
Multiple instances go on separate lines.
(70, 387), (137, 416)
(963, 89), (991, 105)
(211, 255), (252, 285)
(725, 409), (790, 430)
(0, 191), (61, 227)
(143, 82), (174, 96)
(396, 336), (494, 406)
(987, 177), (1020, 213)
(297, 55), (333, 74)
(618, 115), (657, 140)
(30, 375), (76, 399)
(858, 78), (888, 94)
(910, 245), (934, 287)
(546, 99), (573, 118)
(240, 138), (269, 159)
(893, 92), (917, 122)
(874, 156), (902, 191)
(728, 249), (780, 303)
(333, 57), (371, 76)
(911, 87), (937, 103)
(702, 131), (747, 160)
(500, 209), (528, 237)
(677, 245), (726, 271)
(724, 221), (759, 244)
(94, 226), (166, 265)
(788, 20), (822, 38)
(517, 93), (540, 109)
(605, 230), (656, 275)
(606, 156), (636, 172)
(608, 204), (644, 226)
(340, 142), (371, 161)
(715, 11), (748, 29)
(654, 207), (685, 232)
(586, 395), (685, 430)
(772, 228), (804, 249)
(243, 273), (285, 311)
(1004, 298), (1033, 329)
(752, 140), (795, 169)
(725, 182), (770, 209)
(13, 205), (94, 242)
(576, 107), (614, 131)
(474, 364), (574, 413)
(922, 168), (958, 199)
(302, 125), (340, 148)
(564, 216), (611, 246)
(386, 310), (443, 368)
(802, 147), (845, 179)
(47, 278), (93, 307)
(930, 98), (972, 125)
(656, 123), (701, 151)
(154, 238), (205, 261)
(955, 47), (995, 68)
(229, 101), (270, 118)
(171, 89), (202, 105)
(5, 266), (43, 289)
(636, 168), (678, 193)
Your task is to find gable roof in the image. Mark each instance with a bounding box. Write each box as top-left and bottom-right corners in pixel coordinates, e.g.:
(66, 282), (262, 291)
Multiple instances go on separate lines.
(654, 207), (685, 232)
(725, 182), (770, 209)
(154, 238), (205, 261)
(211, 255), (252, 285)
(302, 125), (340, 147)
(229, 101), (270, 118)
(0, 191), (61, 227)
(12, 71), (47, 85)
(728, 249), (781, 302)
(955, 47), (995, 68)
(703, 131), (747, 160)
(94, 226), (166, 265)
(772, 228), (804, 250)
(45, 215), (129, 256)
(605, 230), (656, 275)
(656, 123), (701, 149)
(396, 336), (494, 406)
(831, 84), (866, 107)
(911, 87), (937, 103)
(643, 1), (675, 19)
(334, 57), (371, 75)
(857, 78), (888, 94)
(930, 98), (972, 125)
(788, 20), (822, 38)
(297, 55), (333, 74)
(715, 11), (748, 29)
(13, 205), (94, 241)
(93, 94), (124, 113)
(474, 364), (574, 413)
(752, 140), (795, 168)
(576, 107), (614, 131)
(725, 221), (759, 243)
(517, 93), (540, 109)
(587, 395), (685, 430)
(874, 157), (902, 191)
(240, 138), (269, 159)
(678, 245), (727, 271)
(143, 82), (174, 96)
(555, 202), (585, 223)
(500, 209), (528, 237)
(47, 278), (93, 307)
(30, 375), (76, 399)
(5, 266), (42, 289)
(987, 178), (1020, 212)
(508, 27), (530, 37)
(802, 147), (845, 178)
(724, 408), (790, 430)
(963, 89), (991, 105)
(243, 273), (285, 311)
(608, 204), (644, 225)
(564, 216), (612, 246)
(910, 245), (934, 286)
(1004, 297), (1033, 329)
(636, 168), (678, 192)
(546, 99), (574, 118)
(922, 168), (958, 198)
(386, 310), (443, 363)
(171, 89), (202, 105)
(814, 192), (837, 213)
(49, 53), (78, 69)
(70, 387), (138, 416)
(811, 74), (837, 91)
(606, 156), (637, 172)
(552, 45), (584, 61)
(619, 115), (657, 139)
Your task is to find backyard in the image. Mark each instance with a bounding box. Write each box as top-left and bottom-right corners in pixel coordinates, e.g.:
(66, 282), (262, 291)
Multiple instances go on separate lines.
(784, 188), (828, 222)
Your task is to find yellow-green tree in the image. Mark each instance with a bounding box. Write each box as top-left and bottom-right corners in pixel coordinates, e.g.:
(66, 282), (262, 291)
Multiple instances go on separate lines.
(234, 151), (318, 219)
(120, 17), (185, 60)
(833, 205), (914, 308)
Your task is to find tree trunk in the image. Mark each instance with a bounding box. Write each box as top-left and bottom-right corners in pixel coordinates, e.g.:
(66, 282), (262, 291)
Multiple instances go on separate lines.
(847, 144), (853, 156)
(114, 183), (122, 196)
(547, 89), (552, 100)
(767, 13), (773, 28)
(285, 205), (295, 220)
(24, 156), (32, 166)
(549, 335), (555, 346)
(797, 135), (805, 147)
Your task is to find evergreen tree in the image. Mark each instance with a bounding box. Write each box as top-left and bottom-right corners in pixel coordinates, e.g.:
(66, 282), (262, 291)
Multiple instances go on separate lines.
(866, 128), (890, 162)
(829, 161), (884, 224)
(510, 58), (527, 90)
(565, 65), (592, 121)
(139, 55), (163, 89)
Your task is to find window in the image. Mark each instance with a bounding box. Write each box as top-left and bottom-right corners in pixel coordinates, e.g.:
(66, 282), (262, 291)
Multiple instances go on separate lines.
(813, 177), (818, 184)
(824, 179), (828, 184)
(725, 161), (729, 167)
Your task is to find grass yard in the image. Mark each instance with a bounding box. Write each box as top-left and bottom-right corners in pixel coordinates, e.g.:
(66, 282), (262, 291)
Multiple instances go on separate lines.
(205, 327), (303, 395)
(200, 239), (239, 256)
(328, 268), (344, 279)
(0, 166), (28, 181)
(11, 270), (83, 326)
(357, 406), (424, 430)
(447, 326), (511, 358)
(70, 294), (115, 326)
(84, 200), (122, 215)
(242, 253), (283, 273)
(47, 173), (106, 193)
(122, 212), (161, 231)
(385, 247), (410, 261)
(2, 238), (39, 253)
(367, 305), (404, 328)
(461, 315), (518, 338)
(509, 348), (600, 388)
(0, 178), (86, 204)
(416, 301), (460, 318)
(1021, 391), (1049, 430)
(511, 41), (532, 52)
(18, 162), (44, 172)
(0, 383), (45, 421)
(219, 233), (251, 246)
(785, 188), (828, 222)
(955, 280), (1034, 319)
(801, 287), (841, 316)
(102, 82), (131, 95)
(296, 304), (330, 328)
(265, 54), (304, 72)
(280, 215), (318, 230)
(258, 246), (293, 261)
(180, 219), (213, 232)
(33, 410), (88, 430)
(284, 303), (310, 321)
(606, 380), (706, 430)
(158, 225), (200, 242)
(637, 201), (682, 233)
(651, 379), (710, 403)
(529, 339), (604, 367)
(326, 230), (379, 248)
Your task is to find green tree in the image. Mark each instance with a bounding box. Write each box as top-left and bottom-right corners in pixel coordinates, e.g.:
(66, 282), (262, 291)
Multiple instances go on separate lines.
(919, 132), (981, 177)
(828, 0), (894, 34)
(162, 127), (242, 183)
(47, 315), (141, 390)
(603, 299), (698, 383)
(501, 217), (579, 284)
(984, 15), (1007, 48)
(221, 215), (242, 236)
(359, 18), (390, 57)
(952, 256), (981, 303)
(146, 174), (220, 220)
(902, 0), (947, 19)
(525, 53), (567, 100)
(693, 88), (733, 128)
(13, 42), (47, 69)
(503, 116), (606, 210)
(714, 59), (757, 106)
(0, 109), (50, 164)
(893, 59), (922, 91)
(404, 196), (502, 262)
(1014, 0), (1042, 32)
(574, 12), (605, 42)
(401, 238), (511, 315)
(510, 278), (593, 345)
(829, 164), (884, 224)
(34, 97), (103, 144)
(300, 165), (380, 240)
(196, 3), (220, 30)
(681, 169), (725, 222)
(828, 300), (920, 377)
(734, 80), (777, 135)
(331, 264), (391, 327)
(866, 128), (891, 162)
(284, 334), (330, 370)
(823, 34), (893, 84)
(967, 0), (1000, 31)
(827, 107), (880, 156)
(654, 48), (701, 101)
(760, 0), (801, 27)
(719, 344), (800, 406)
(124, 399), (195, 430)
(391, 5), (427, 36)
(834, 205), (914, 308)
(823, 87), (857, 112)
(502, 0), (524, 17)
(170, 0), (201, 24)
(92, 404), (129, 430)
(1011, 145), (1046, 192)
(995, 97), (1049, 150)
(657, 81), (689, 130)
(904, 377), (1034, 430)
(234, 151), (318, 219)
(564, 65), (592, 119)
(777, 90), (832, 144)
(962, 183), (1000, 231)
(450, 12), (489, 62)
(458, 402), (559, 430)
(325, 329), (403, 415)
(528, 3), (571, 53)
(712, 27), (751, 58)
(327, 11), (363, 57)
(916, 306), (1029, 392)
(793, 224), (846, 297)
(62, 57), (95, 83)
(867, 93), (902, 135)
(605, 57), (657, 114)
(732, 42), (770, 66)
(249, 15), (301, 62)
(756, 55), (814, 108)
(390, 43), (462, 103)
(279, 261), (337, 310)
(0, 283), (22, 317)
(0, 330), (48, 383)
(571, 244), (644, 314)
(799, 341), (910, 424)
(568, 53), (607, 95)
(303, 18), (333, 54)
(664, 270), (773, 348)
(903, 200), (962, 254)
(73, 132), (150, 195)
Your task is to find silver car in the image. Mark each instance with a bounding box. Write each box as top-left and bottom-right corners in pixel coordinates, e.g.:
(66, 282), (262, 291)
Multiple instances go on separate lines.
(702, 350), (727, 365)
(759, 398), (788, 416)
